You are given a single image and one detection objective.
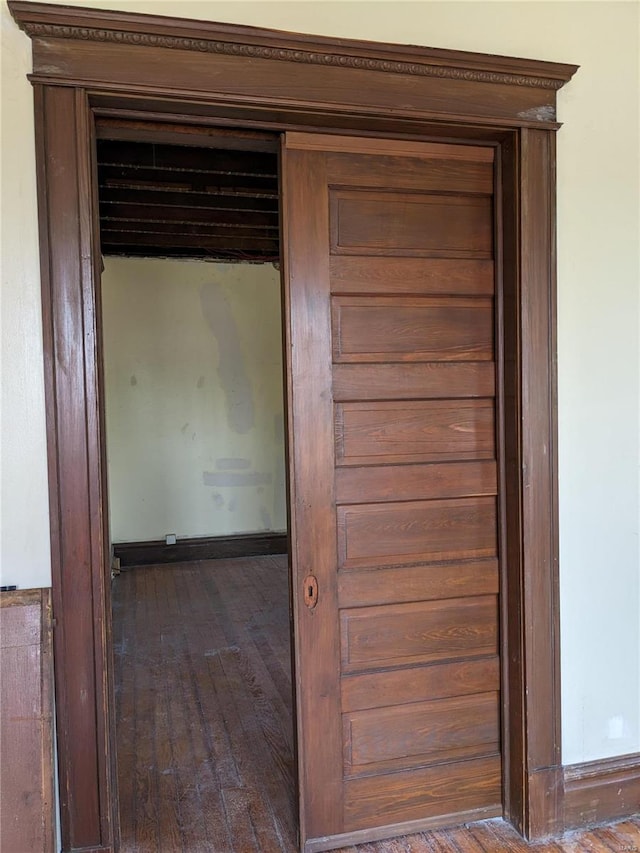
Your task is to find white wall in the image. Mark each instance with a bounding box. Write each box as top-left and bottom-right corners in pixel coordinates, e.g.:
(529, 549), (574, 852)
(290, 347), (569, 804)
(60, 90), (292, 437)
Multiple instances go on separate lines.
(0, 0), (51, 591)
(102, 257), (286, 542)
(1, 0), (638, 766)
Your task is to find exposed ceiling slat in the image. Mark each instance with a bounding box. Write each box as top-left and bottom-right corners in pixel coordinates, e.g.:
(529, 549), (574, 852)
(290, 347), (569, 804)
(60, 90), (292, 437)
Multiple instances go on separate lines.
(97, 139), (278, 176)
(100, 202), (278, 229)
(103, 246), (277, 262)
(102, 221), (278, 238)
(97, 138), (280, 261)
(99, 165), (277, 192)
(96, 119), (279, 153)
(102, 230), (280, 252)
(99, 188), (279, 212)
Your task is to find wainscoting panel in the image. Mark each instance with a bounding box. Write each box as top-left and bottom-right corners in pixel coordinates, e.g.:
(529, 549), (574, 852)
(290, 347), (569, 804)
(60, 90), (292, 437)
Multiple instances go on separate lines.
(0, 588), (55, 853)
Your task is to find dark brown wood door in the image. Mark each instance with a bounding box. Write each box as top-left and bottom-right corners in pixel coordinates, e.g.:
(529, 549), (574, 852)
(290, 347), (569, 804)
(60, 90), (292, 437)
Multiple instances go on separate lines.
(282, 132), (501, 851)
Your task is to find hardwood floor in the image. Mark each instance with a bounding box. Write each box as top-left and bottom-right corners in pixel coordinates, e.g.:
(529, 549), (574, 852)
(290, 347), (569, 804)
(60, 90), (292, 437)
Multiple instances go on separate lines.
(113, 557), (639, 853)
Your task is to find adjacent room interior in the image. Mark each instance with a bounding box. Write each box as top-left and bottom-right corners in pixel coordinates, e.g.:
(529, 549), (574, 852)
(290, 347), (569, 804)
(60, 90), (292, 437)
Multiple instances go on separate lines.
(97, 132), (297, 850)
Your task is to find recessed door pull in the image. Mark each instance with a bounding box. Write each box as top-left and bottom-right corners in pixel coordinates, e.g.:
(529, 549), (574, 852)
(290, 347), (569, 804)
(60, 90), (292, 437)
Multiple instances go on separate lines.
(303, 575), (318, 609)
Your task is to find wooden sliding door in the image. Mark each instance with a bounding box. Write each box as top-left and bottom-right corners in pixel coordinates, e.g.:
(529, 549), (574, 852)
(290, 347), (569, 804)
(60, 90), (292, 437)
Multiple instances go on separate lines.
(283, 133), (502, 850)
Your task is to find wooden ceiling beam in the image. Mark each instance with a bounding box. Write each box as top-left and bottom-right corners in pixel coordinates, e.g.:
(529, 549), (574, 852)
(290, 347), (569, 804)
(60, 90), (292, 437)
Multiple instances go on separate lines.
(98, 164), (277, 192)
(99, 186), (279, 212)
(97, 139), (278, 176)
(100, 202), (278, 229)
(102, 246), (278, 261)
(102, 221), (276, 238)
(95, 119), (280, 152)
(101, 230), (280, 252)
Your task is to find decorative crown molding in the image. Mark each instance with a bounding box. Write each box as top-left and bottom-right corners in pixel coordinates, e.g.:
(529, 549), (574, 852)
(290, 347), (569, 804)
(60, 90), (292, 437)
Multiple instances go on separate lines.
(21, 21), (566, 91)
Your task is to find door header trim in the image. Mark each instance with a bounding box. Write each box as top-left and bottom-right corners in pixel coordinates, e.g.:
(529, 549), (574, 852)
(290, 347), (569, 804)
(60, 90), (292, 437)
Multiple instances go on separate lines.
(10, 1), (577, 92)
(10, 2), (577, 130)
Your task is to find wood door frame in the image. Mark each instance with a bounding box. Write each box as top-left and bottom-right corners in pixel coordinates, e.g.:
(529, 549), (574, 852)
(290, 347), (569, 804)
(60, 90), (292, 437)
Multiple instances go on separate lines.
(10, 3), (577, 851)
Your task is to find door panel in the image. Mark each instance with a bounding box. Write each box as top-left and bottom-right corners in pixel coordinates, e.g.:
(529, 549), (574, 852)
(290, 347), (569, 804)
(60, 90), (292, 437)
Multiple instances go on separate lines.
(331, 296), (494, 362)
(329, 257), (494, 296)
(333, 361), (495, 401)
(325, 151), (494, 193)
(283, 133), (501, 849)
(335, 399), (496, 465)
(340, 596), (498, 671)
(343, 755), (501, 830)
(341, 657), (501, 713)
(330, 191), (492, 256)
(337, 558), (499, 607)
(343, 691), (500, 776)
(335, 460), (497, 504)
(338, 497), (497, 567)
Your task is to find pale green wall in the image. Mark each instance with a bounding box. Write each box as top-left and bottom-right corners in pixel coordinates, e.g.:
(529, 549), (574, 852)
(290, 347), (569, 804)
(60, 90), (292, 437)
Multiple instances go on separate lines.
(102, 257), (287, 542)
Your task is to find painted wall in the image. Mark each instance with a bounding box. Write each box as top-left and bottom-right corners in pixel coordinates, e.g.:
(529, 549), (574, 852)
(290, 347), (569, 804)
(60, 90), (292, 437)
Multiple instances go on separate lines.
(1, 0), (638, 766)
(101, 257), (287, 542)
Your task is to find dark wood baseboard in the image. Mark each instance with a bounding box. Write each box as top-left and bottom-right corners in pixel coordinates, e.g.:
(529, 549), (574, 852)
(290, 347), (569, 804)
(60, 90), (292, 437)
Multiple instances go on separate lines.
(562, 752), (640, 831)
(114, 532), (288, 567)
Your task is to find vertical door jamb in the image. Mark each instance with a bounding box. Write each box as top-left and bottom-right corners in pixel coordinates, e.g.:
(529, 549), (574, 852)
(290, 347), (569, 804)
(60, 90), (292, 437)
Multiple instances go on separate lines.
(518, 126), (563, 837)
(499, 127), (563, 839)
(34, 84), (116, 852)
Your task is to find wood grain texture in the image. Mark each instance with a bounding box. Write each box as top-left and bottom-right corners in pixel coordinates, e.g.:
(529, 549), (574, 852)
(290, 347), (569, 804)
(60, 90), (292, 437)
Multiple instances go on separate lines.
(10, 4), (577, 92)
(336, 460), (497, 505)
(331, 191), (492, 257)
(341, 595), (498, 672)
(332, 296), (494, 363)
(49, 40), (557, 124)
(341, 657), (501, 713)
(112, 558), (639, 853)
(337, 558), (499, 608)
(515, 128), (563, 838)
(563, 753), (640, 830)
(326, 151), (494, 194)
(282, 144), (344, 840)
(338, 497), (497, 569)
(330, 257), (495, 296)
(14, 15), (576, 131)
(310, 134), (502, 842)
(344, 691), (500, 776)
(287, 134), (495, 160)
(34, 84), (114, 851)
(0, 589), (55, 853)
(335, 400), (495, 465)
(499, 130), (524, 832)
(343, 755), (502, 830)
(113, 557), (296, 853)
(333, 362), (496, 401)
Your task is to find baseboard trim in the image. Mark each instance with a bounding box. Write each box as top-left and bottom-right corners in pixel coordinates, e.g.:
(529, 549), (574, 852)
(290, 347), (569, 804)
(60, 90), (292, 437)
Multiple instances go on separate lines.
(562, 752), (640, 831)
(113, 532), (288, 567)
(304, 805), (502, 852)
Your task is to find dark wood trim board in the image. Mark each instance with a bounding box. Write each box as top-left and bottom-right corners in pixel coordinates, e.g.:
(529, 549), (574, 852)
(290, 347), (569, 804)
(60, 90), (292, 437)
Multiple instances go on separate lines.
(114, 532), (288, 567)
(563, 753), (640, 831)
(8, 2), (579, 850)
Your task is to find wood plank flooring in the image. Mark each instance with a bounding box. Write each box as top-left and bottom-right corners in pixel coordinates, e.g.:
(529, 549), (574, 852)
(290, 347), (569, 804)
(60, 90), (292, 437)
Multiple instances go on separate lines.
(113, 557), (639, 852)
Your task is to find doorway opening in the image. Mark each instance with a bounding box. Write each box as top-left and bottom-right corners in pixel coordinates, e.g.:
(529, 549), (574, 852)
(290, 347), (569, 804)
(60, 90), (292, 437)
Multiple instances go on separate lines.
(96, 129), (298, 850)
(11, 5), (573, 845)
